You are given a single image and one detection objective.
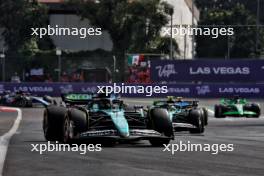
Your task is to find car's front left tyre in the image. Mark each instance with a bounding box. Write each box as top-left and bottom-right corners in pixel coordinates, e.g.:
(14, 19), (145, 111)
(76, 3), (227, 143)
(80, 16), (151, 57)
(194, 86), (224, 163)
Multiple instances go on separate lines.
(43, 106), (66, 142)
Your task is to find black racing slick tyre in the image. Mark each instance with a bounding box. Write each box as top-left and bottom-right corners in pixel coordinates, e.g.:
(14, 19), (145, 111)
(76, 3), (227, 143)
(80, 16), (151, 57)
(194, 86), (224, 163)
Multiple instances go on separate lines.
(63, 109), (88, 143)
(43, 106), (66, 142)
(202, 108), (208, 126)
(250, 103), (261, 118)
(214, 105), (225, 118)
(148, 108), (173, 147)
(214, 105), (220, 118)
(189, 109), (205, 134)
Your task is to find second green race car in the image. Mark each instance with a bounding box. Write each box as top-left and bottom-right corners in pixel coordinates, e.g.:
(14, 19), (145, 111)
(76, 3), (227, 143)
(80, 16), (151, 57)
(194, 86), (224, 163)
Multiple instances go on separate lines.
(214, 96), (261, 118)
(149, 97), (208, 134)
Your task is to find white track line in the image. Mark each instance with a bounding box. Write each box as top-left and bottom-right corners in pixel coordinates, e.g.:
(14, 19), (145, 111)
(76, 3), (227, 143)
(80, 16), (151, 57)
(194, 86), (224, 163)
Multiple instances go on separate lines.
(0, 107), (22, 176)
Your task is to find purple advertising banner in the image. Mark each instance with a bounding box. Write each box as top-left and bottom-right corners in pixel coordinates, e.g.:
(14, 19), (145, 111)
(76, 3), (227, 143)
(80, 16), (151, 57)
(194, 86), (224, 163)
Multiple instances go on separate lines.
(151, 60), (264, 82)
(0, 83), (264, 98)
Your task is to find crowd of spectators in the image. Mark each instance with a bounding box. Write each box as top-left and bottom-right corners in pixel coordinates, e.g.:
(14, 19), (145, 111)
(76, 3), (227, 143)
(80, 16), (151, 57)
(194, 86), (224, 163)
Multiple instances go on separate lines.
(10, 62), (152, 83)
(22, 71), (85, 83)
(126, 64), (151, 83)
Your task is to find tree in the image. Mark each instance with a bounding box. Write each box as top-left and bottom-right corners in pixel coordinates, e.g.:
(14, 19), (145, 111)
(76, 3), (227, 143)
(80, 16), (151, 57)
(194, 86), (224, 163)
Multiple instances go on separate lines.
(149, 36), (179, 55)
(195, 0), (264, 58)
(69, 0), (174, 77)
(0, 0), (48, 55)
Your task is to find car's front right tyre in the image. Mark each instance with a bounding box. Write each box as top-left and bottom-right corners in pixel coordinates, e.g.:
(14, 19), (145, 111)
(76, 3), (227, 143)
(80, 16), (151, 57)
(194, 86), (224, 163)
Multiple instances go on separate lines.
(63, 109), (88, 143)
(148, 108), (173, 147)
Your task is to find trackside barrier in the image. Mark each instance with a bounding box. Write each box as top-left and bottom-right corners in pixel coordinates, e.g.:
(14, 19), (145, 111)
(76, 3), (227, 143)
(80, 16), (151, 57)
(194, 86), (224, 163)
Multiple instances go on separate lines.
(0, 83), (263, 98)
(151, 59), (264, 82)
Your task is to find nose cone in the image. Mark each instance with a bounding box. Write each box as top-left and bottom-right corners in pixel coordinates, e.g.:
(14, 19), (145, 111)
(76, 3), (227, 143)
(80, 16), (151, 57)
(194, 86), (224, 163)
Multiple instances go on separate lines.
(110, 111), (129, 137)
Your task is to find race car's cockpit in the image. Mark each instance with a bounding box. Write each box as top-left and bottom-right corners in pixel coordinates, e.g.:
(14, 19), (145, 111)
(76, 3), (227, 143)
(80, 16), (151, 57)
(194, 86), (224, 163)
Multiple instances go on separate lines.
(153, 97), (198, 110)
(223, 96), (247, 105)
(88, 98), (124, 110)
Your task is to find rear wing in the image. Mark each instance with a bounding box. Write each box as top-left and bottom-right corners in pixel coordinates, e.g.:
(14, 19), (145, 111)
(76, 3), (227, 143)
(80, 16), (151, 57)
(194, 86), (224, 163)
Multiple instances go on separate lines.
(61, 93), (94, 105)
(176, 101), (199, 107)
(61, 93), (121, 105)
(221, 97), (247, 105)
(153, 100), (199, 107)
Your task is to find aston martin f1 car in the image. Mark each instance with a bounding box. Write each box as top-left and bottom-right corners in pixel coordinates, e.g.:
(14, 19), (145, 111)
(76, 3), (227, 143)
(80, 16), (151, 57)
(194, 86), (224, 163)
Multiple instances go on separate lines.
(150, 97), (208, 134)
(0, 91), (53, 107)
(43, 94), (174, 146)
(214, 96), (261, 118)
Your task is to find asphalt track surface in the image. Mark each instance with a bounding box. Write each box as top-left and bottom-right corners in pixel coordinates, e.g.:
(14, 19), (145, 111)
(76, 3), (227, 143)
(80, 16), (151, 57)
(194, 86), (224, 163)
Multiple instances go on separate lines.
(0, 112), (17, 136)
(1, 99), (264, 176)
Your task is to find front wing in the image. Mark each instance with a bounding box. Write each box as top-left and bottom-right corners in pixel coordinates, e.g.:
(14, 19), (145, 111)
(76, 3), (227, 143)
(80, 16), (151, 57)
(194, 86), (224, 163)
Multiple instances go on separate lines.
(77, 129), (173, 141)
(223, 111), (257, 116)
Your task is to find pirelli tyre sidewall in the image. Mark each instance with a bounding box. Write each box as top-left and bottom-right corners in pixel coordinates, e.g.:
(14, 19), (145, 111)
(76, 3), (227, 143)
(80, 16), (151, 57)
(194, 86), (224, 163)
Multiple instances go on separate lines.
(189, 108), (205, 134)
(63, 108), (88, 143)
(68, 108), (88, 134)
(43, 106), (67, 142)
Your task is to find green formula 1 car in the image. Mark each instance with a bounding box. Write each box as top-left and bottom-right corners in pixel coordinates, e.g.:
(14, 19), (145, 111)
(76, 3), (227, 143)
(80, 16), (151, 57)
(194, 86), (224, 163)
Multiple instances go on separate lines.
(149, 97), (208, 134)
(214, 96), (261, 118)
(43, 93), (174, 146)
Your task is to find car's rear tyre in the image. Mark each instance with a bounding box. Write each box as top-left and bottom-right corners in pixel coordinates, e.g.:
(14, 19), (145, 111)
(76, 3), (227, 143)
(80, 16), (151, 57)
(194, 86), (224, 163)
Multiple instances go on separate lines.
(189, 109), (205, 134)
(190, 109), (204, 133)
(43, 106), (66, 141)
(148, 108), (173, 146)
(63, 109), (88, 143)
